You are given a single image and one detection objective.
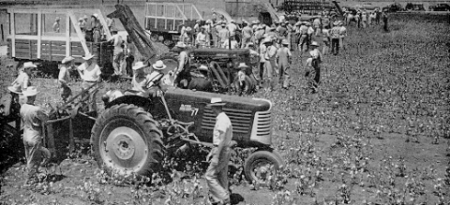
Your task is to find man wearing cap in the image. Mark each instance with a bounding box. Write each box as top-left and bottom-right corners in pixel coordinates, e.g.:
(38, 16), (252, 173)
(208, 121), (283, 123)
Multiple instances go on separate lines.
(205, 98), (232, 205)
(131, 61), (148, 93)
(59, 56), (75, 102)
(218, 24), (230, 48)
(277, 39), (292, 89)
(20, 86), (51, 185)
(263, 38), (277, 91)
(329, 21), (341, 55)
(109, 30), (124, 76)
(77, 53), (101, 112)
(307, 41), (322, 93)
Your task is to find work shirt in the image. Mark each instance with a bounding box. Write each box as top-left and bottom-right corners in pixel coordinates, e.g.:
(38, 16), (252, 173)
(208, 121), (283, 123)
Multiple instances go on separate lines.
(227, 23), (238, 37)
(196, 32), (209, 46)
(307, 26), (314, 35)
(313, 18), (321, 28)
(330, 26), (341, 39)
(277, 47), (291, 66)
(110, 34), (123, 54)
(259, 43), (267, 63)
(310, 48), (322, 63)
(177, 51), (189, 74)
(242, 26), (253, 39)
(58, 66), (71, 86)
(213, 112), (233, 147)
(265, 45), (277, 61)
(146, 71), (164, 88)
(20, 103), (49, 143)
(339, 26), (347, 38)
(218, 29), (230, 43)
(78, 62), (101, 82)
(299, 25), (308, 34)
(11, 71), (31, 93)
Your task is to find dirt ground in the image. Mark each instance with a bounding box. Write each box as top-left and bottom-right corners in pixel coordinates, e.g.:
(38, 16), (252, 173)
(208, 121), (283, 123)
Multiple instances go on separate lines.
(1, 13), (450, 205)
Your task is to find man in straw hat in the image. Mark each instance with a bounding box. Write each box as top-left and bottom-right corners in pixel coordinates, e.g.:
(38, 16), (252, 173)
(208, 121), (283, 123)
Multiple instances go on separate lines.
(205, 97), (232, 205)
(277, 39), (292, 89)
(329, 21), (341, 55)
(297, 21), (308, 53)
(146, 60), (167, 89)
(263, 37), (278, 91)
(305, 41), (322, 93)
(4, 62), (35, 116)
(77, 53), (101, 112)
(131, 61), (148, 93)
(20, 86), (51, 185)
(58, 56), (75, 102)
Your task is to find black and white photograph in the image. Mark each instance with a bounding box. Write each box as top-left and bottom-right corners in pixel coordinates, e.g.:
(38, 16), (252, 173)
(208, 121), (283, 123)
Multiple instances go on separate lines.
(0, 0), (449, 204)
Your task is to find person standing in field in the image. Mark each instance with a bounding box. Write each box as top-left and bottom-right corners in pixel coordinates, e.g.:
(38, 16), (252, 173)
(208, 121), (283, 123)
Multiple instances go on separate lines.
(329, 21), (341, 55)
(109, 30), (124, 76)
(277, 39), (292, 90)
(20, 86), (51, 185)
(58, 56), (75, 102)
(305, 41), (322, 93)
(313, 17), (321, 36)
(6, 62), (35, 117)
(124, 36), (136, 77)
(339, 21), (347, 51)
(205, 97), (233, 205)
(382, 10), (389, 32)
(298, 22), (309, 54)
(264, 37), (278, 91)
(218, 23), (230, 48)
(77, 53), (101, 112)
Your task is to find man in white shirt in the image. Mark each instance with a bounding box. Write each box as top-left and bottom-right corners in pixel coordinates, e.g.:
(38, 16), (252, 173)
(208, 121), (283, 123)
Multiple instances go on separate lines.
(338, 21), (347, 51)
(77, 53), (101, 112)
(205, 98), (233, 205)
(58, 56), (75, 102)
(196, 27), (209, 48)
(109, 30), (124, 76)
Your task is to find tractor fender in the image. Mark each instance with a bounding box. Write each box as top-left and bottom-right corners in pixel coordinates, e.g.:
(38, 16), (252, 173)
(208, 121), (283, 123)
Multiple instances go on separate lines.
(105, 95), (152, 110)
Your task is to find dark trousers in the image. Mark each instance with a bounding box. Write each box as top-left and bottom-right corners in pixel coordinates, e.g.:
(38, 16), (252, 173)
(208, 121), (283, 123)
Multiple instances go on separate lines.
(331, 38), (340, 55)
(125, 55), (135, 77)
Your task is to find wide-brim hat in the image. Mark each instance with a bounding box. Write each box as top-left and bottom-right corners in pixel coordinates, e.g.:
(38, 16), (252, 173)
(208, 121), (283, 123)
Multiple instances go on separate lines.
(198, 64), (209, 71)
(7, 85), (21, 94)
(262, 37), (273, 44)
(132, 61), (146, 70)
(281, 39), (289, 45)
(82, 53), (95, 60)
(206, 97), (226, 107)
(310, 41), (319, 47)
(175, 41), (187, 48)
(22, 86), (38, 97)
(333, 21), (340, 26)
(91, 13), (98, 18)
(62, 56), (75, 64)
(152, 60), (167, 70)
(23, 62), (37, 69)
(238, 62), (249, 69)
(185, 27), (192, 32)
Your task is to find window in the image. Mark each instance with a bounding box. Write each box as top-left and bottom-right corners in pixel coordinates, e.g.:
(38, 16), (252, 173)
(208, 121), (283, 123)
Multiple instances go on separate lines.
(14, 13), (38, 35)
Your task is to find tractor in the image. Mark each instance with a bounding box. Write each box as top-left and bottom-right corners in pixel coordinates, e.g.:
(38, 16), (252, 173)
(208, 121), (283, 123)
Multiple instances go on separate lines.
(95, 75), (283, 183)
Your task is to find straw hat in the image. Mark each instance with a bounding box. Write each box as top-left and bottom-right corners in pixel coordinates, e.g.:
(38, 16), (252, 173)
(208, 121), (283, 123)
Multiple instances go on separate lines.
(262, 37), (273, 44)
(281, 39), (289, 45)
(22, 86), (38, 97)
(91, 13), (98, 19)
(185, 27), (192, 32)
(82, 53), (95, 60)
(62, 56), (74, 64)
(238, 62), (249, 69)
(206, 97), (226, 107)
(175, 41), (187, 48)
(7, 85), (21, 94)
(198, 64), (209, 71)
(23, 62), (37, 69)
(132, 61), (146, 70)
(152, 60), (166, 70)
(333, 21), (340, 26)
(310, 41), (319, 47)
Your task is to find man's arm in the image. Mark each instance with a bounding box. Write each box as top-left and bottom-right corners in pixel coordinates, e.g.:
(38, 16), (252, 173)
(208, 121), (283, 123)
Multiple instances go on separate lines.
(211, 129), (226, 166)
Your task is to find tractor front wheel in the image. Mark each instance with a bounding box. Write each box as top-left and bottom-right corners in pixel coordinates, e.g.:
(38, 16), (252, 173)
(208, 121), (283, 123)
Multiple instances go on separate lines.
(244, 150), (284, 184)
(91, 104), (164, 178)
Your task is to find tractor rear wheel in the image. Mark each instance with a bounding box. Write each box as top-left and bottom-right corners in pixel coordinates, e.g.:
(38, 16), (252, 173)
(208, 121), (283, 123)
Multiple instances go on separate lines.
(91, 104), (164, 177)
(244, 150), (283, 184)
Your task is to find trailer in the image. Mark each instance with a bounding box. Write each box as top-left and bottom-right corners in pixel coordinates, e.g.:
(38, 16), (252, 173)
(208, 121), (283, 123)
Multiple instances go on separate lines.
(6, 8), (114, 76)
(144, 2), (203, 47)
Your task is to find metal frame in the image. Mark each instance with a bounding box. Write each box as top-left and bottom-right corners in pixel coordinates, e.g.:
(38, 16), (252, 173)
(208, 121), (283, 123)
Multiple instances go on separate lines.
(7, 8), (111, 59)
(144, 2), (202, 31)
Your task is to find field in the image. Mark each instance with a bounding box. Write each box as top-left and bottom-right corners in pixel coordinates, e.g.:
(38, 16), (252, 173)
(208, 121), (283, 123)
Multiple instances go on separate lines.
(1, 13), (450, 204)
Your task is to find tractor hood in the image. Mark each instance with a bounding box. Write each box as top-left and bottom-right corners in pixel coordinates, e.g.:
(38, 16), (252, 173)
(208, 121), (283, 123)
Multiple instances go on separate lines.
(164, 88), (271, 112)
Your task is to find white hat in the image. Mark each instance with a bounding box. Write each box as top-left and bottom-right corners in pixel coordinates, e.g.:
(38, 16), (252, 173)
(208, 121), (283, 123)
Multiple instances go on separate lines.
(23, 62), (37, 69)
(185, 27), (192, 32)
(62, 56), (74, 64)
(262, 37), (272, 44)
(238, 62), (249, 68)
(333, 21), (340, 26)
(207, 97), (226, 107)
(22, 86), (38, 96)
(152, 60), (166, 70)
(198, 64), (209, 71)
(82, 53), (95, 60)
(281, 39), (289, 45)
(310, 41), (319, 47)
(7, 85), (21, 94)
(92, 13), (98, 18)
(175, 41), (186, 48)
(132, 61), (146, 70)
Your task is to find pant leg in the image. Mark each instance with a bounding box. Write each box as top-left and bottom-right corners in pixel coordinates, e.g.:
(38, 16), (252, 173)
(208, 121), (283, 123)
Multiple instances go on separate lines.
(264, 61), (273, 89)
(205, 149), (230, 203)
(282, 64), (290, 88)
(25, 140), (50, 179)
